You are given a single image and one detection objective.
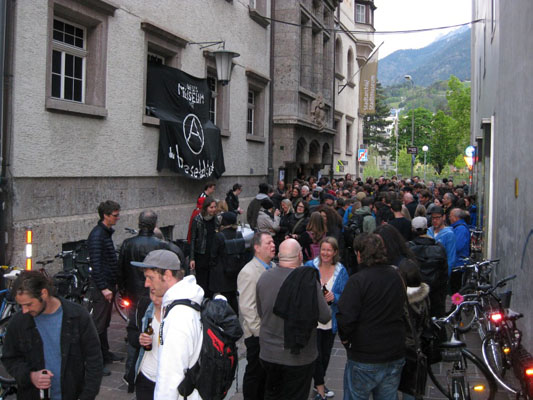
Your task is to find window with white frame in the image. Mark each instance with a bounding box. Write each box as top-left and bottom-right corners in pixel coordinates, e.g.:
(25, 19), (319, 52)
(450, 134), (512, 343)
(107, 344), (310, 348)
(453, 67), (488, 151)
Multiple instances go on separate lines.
(355, 4), (366, 24)
(246, 69), (269, 140)
(51, 18), (86, 103)
(247, 90), (256, 135)
(208, 76), (218, 124)
(346, 122), (353, 154)
(46, 0), (116, 117)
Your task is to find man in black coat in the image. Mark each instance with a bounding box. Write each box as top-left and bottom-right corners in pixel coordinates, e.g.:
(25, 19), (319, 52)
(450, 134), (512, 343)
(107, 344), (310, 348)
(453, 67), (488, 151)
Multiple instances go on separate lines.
(2, 271), (103, 399)
(87, 199), (122, 373)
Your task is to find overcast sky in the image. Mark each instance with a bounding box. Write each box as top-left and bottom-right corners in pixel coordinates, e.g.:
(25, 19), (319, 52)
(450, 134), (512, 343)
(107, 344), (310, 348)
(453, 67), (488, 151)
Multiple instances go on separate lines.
(373, 0), (472, 59)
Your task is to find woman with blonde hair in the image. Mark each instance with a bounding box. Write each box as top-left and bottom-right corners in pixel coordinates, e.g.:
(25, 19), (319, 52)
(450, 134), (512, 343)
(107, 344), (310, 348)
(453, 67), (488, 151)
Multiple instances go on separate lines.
(305, 237), (349, 400)
(298, 211), (326, 261)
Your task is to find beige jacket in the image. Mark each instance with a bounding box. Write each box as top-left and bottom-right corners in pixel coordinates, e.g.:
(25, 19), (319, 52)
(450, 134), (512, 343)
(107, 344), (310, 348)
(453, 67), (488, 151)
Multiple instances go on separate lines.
(237, 257), (274, 338)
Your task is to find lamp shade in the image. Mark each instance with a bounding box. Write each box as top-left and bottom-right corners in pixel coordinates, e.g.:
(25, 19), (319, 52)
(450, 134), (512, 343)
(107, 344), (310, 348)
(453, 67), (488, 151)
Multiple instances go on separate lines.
(213, 49), (240, 85)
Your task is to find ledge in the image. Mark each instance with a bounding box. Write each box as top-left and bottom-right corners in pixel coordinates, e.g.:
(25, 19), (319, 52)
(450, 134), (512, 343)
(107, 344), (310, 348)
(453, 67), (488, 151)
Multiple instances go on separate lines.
(141, 21), (188, 48)
(335, 72), (345, 81)
(248, 7), (270, 28)
(79, 0), (119, 16)
(142, 115), (160, 127)
(346, 150), (353, 156)
(45, 98), (107, 118)
(347, 81), (355, 88)
(245, 69), (270, 86)
(246, 134), (266, 143)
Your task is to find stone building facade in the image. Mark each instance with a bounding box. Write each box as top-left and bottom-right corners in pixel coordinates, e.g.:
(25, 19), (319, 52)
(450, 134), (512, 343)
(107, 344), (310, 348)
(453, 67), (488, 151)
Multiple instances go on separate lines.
(0, 0), (271, 267)
(333, 0), (375, 178)
(271, 0), (340, 182)
(471, 0), (533, 343)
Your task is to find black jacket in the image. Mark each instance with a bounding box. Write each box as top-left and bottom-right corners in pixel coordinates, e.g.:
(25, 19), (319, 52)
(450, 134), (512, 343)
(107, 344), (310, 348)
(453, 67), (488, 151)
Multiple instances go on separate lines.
(87, 221), (118, 290)
(225, 191), (240, 214)
(190, 214), (218, 260)
(337, 264), (406, 363)
(209, 228), (243, 293)
(1, 299), (103, 400)
(119, 230), (174, 302)
(408, 236), (448, 290)
(273, 267), (321, 354)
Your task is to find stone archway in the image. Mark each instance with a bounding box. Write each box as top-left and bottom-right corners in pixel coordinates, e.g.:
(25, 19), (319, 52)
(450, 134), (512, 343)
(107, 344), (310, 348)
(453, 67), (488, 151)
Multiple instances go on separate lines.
(296, 137), (309, 164)
(309, 140), (321, 164)
(322, 142), (331, 165)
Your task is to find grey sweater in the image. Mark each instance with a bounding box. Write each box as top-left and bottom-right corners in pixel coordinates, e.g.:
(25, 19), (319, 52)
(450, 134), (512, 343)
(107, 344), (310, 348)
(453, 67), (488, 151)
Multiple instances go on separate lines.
(256, 266), (331, 366)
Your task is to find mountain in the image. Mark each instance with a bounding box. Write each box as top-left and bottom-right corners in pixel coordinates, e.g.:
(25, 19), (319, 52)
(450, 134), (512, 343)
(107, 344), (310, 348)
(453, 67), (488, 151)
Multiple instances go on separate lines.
(378, 26), (471, 87)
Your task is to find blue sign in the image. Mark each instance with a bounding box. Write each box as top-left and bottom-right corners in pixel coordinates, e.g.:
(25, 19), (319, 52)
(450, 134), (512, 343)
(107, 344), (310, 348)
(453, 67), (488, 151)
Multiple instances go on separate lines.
(465, 145), (475, 157)
(358, 149), (368, 162)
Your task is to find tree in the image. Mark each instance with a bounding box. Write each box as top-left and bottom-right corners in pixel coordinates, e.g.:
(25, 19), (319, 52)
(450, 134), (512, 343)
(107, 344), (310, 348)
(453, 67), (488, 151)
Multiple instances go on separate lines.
(446, 76), (471, 151)
(429, 110), (457, 174)
(397, 107), (433, 163)
(363, 82), (393, 156)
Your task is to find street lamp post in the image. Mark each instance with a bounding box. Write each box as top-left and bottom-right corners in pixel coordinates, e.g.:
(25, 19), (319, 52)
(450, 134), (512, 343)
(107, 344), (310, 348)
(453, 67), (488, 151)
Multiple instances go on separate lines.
(422, 145), (429, 182)
(404, 75), (415, 178)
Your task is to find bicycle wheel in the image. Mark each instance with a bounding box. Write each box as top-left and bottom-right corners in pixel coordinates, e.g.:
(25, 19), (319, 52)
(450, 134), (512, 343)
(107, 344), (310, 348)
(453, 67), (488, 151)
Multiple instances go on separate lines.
(0, 318), (16, 386)
(482, 332), (518, 394)
(428, 347), (496, 400)
(113, 291), (129, 322)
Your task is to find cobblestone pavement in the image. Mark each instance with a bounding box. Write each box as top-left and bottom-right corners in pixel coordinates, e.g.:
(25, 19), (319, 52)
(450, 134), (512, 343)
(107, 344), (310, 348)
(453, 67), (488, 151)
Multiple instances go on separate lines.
(99, 308), (517, 400)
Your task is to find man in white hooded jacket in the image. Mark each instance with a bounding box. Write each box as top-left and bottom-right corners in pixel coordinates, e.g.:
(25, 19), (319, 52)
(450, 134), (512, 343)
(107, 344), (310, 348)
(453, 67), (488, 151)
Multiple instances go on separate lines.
(132, 249), (204, 400)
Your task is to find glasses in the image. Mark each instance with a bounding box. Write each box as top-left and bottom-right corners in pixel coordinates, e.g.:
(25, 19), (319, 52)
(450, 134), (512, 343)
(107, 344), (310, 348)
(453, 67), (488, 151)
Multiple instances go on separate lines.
(110, 213), (120, 218)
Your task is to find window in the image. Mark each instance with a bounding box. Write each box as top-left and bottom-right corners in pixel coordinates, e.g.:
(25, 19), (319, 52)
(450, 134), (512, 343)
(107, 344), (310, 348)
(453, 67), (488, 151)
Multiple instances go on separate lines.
(247, 90), (256, 135)
(347, 48), (355, 85)
(51, 19), (85, 103)
(246, 69), (269, 141)
(141, 21), (186, 124)
(335, 38), (343, 77)
(208, 76), (218, 124)
(346, 122), (353, 155)
(355, 4), (366, 24)
(249, 0), (269, 27)
(46, 0), (117, 117)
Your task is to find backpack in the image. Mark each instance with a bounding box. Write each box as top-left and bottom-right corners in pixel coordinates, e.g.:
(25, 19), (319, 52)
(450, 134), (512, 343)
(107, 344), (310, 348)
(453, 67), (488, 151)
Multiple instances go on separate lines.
(348, 213), (366, 236)
(222, 232), (246, 276)
(163, 297), (243, 400)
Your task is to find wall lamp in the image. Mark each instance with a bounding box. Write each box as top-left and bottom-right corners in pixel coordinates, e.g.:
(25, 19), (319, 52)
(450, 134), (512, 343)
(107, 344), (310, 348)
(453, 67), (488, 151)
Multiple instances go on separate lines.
(188, 40), (240, 85)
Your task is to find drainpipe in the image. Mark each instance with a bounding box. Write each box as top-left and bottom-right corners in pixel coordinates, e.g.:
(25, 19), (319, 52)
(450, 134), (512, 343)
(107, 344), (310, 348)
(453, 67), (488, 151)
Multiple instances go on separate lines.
(330, 4), (339, 182)
(0, 0), (12, 265)
(267, 0), (275, 185)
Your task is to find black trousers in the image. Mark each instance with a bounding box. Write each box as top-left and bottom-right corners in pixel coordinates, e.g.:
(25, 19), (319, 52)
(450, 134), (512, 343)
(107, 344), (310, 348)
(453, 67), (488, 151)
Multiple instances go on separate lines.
(135, 371), (155, 400)
(313, 328), (335, 387)
(243, 336), (266, 400)
(90, 285), (113, 358)
(261, 359), (314, 400)
(194, 252), (211, 298)
(429, 284), (447, 318)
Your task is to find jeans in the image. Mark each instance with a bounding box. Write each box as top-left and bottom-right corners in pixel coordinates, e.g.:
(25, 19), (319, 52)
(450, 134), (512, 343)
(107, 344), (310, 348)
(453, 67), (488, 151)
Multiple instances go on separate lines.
(343, 358), (405, 400)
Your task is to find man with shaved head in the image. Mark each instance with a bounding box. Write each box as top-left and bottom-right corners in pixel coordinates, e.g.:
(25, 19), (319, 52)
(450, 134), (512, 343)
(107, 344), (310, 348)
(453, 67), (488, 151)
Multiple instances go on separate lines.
(256, 238), (330, 400)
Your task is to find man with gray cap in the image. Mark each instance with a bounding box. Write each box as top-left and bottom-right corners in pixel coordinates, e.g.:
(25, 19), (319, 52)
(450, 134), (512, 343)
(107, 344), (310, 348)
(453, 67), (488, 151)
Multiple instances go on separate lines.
(132, 250), (204, 399)
(408, 216), (448, 317)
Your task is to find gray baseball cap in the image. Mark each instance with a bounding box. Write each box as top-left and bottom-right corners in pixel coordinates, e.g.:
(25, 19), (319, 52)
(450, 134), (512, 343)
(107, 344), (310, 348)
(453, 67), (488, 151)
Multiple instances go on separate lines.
(131, 249), (181, 270)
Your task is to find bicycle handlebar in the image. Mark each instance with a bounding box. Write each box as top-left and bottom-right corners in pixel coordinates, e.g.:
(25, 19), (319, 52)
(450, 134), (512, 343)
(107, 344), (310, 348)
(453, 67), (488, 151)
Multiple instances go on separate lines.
(433, 301), (481, 326)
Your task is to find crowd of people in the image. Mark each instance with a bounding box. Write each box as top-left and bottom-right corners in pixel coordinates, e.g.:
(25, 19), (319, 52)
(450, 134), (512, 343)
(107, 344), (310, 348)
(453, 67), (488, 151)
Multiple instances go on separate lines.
(0, 173), (478, 400)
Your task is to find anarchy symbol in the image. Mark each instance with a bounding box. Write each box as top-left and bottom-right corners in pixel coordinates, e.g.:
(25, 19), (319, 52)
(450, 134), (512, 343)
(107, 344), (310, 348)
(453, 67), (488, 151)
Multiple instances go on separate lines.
(183, 114), (205, 155)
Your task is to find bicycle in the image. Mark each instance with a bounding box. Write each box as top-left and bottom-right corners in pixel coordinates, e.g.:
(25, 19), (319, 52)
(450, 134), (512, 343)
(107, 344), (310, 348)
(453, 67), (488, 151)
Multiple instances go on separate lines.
(427, 300), (497, 400)
(0, 268), (21, 390)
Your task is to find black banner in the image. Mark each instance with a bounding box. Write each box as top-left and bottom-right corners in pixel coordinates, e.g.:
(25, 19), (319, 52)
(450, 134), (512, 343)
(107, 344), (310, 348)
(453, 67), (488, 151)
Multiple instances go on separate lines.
(146, 62), (225, 179)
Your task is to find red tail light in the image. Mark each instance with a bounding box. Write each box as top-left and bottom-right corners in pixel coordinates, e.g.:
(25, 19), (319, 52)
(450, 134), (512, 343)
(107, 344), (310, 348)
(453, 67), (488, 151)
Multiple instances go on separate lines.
(120, 298), (131, 308)
(490, 312), (503, 323)
(525, 367), (533, 377)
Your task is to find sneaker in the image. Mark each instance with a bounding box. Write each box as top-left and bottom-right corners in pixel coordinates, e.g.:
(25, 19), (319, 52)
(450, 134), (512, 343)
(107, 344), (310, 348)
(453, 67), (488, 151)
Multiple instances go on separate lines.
(102, 366), (111, 376)
(314, 386), (335, 399)
(324, 387), (335, 398)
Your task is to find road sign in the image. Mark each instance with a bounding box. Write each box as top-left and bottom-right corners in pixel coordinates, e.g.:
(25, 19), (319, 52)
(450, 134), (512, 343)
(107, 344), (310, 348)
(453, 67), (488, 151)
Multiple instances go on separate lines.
(407, 146), (418, 155)
(358, 149), (368, 162)
(465, 145), (475, 157)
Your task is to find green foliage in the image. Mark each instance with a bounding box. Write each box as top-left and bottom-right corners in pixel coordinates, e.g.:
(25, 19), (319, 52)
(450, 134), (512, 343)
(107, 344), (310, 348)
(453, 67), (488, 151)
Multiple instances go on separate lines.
(363, 83), (394, 156)
(380, 76), (472, 177)
(397, 148), (412, 177)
